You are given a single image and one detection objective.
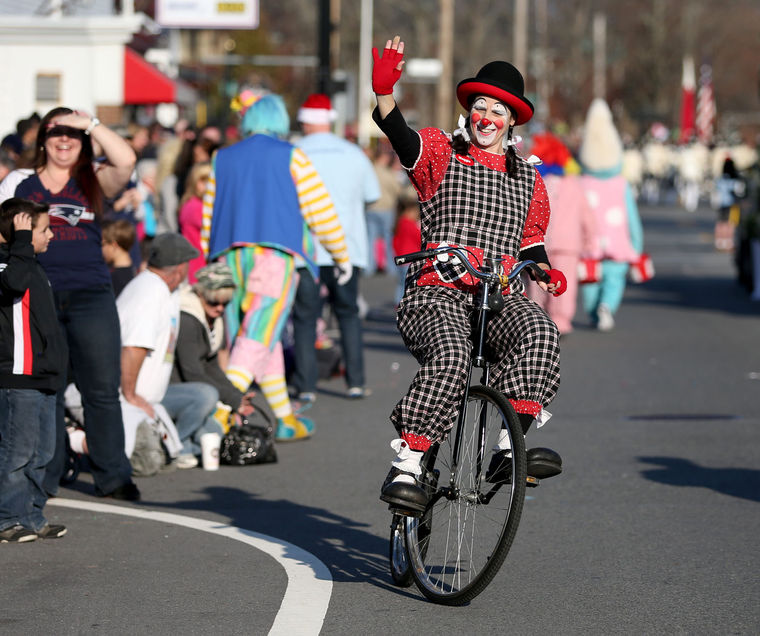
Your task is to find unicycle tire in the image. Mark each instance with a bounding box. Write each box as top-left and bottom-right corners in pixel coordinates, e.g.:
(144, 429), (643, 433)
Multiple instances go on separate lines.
(389, 514), (414, 587)
(405, 384), (527, 605)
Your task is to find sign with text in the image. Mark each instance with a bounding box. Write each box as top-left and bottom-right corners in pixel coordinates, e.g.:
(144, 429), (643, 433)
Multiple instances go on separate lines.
(156, 0), (259, 29)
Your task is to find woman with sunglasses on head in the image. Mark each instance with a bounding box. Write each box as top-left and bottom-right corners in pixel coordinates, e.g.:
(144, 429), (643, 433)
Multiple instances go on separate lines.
(0, 107), (140, 501)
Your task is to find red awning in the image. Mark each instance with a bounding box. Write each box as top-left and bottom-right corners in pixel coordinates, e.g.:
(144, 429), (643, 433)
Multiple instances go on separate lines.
(124, 47), (175, 105)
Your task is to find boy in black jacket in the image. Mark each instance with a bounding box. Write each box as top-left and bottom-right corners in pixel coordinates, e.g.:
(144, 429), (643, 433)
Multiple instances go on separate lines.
(0, 197), (67, 543)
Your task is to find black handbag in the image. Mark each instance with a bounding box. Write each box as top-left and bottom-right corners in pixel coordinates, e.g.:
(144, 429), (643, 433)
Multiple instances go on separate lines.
(220, 417), (277, 465)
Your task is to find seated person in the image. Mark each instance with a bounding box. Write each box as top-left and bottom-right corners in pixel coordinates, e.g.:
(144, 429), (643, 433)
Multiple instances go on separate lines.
(117, 233), (222, 470)
(101, 218), (137, 297)
(171, 262), (276, 430)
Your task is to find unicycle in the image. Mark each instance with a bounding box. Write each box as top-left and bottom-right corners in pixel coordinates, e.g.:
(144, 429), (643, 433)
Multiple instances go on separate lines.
(388, 247), (551, 605)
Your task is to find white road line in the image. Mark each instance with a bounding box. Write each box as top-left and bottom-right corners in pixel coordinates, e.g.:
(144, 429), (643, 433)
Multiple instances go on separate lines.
(49, 498), (333, 635)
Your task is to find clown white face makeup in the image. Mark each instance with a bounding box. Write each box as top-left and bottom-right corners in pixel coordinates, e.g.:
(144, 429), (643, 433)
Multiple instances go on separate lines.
(469, 96), (515, 153)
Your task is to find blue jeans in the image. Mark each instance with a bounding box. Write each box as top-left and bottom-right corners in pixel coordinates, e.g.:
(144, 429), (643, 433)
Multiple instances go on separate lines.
(0, 389), (56, 531)
(291, 266), (365, 393)
(162, 382), (222, 456)
(45, 285), (133, 496)
(365, 209), (395, 275)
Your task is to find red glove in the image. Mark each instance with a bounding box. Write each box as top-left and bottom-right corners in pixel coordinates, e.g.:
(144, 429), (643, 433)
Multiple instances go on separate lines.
(372, 45), (404, 95)
(548, 269), (567, 296)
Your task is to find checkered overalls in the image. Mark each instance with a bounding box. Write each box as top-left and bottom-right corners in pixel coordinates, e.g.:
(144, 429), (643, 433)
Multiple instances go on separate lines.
(391, 153), (561, 450)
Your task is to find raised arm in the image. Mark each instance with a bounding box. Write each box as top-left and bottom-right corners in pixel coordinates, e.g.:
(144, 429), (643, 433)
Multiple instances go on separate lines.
(372, 36), (422, 169)
(54, 111), (136, 198)
(373, 36), (405, 119)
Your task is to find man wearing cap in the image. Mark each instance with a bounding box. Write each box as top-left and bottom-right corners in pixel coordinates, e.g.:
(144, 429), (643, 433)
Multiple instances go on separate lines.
(372, 36), (566, 514)
(293, 93), (381, 401)
(117, 232), (222, 469)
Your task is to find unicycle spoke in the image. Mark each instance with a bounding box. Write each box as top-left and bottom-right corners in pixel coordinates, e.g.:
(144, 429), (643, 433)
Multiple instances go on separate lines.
(405, 385), (527, 605)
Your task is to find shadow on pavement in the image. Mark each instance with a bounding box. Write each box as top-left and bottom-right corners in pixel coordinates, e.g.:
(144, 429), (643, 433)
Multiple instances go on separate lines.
(140, 486), (411, 593)
(626, 275), (759, 317)
(638, 456), (760, 503)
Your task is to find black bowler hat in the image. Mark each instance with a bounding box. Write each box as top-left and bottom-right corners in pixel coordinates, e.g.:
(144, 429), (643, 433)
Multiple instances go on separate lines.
(456, 61), (534, 126)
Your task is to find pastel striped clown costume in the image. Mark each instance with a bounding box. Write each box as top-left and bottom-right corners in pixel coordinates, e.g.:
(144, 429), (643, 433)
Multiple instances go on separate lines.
(201, 133), (349, 421)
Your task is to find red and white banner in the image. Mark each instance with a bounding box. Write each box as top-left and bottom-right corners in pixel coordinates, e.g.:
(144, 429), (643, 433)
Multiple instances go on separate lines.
(678, 56), (696, 145)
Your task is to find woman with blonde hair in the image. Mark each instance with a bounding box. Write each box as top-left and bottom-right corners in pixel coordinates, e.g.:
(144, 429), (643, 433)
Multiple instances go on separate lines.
(178, 162), (212, 283)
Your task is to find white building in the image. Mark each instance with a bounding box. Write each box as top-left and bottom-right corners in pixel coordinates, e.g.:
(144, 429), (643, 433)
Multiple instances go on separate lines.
(0, 0), (180, 135)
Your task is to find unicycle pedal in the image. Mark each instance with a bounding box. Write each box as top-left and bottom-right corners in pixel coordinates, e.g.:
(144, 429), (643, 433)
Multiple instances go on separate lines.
(388, 504), (423, 518)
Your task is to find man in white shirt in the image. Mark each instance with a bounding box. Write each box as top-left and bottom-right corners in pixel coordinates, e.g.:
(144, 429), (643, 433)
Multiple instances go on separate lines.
(117, 233), (222, 469)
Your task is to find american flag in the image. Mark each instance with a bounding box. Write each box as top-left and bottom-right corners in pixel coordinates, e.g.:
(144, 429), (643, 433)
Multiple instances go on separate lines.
(696, 63), (716, 144)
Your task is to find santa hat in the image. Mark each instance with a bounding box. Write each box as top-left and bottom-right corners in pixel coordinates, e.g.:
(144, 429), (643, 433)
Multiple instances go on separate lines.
(297, 94), (337, 125)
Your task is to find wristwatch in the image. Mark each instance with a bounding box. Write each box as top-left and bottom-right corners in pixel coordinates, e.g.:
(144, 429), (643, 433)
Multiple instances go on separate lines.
(85, 117), (101, 135)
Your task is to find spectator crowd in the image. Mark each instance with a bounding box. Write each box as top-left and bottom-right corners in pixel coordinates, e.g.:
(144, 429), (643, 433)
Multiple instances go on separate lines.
(1, 82), (759, 542)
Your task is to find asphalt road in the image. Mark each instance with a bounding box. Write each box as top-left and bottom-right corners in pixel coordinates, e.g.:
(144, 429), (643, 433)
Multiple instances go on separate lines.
(2, 200), (759, 635)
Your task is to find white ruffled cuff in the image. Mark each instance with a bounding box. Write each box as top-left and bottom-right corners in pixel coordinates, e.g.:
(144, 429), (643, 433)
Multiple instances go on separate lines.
(390, 438), (423, 476)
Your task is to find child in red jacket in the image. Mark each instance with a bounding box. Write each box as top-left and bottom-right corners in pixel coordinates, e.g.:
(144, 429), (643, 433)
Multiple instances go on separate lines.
(391, 196), (421, 304)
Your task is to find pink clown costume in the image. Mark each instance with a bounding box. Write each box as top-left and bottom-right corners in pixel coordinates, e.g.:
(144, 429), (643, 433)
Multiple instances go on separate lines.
(577, 99), (644, 331)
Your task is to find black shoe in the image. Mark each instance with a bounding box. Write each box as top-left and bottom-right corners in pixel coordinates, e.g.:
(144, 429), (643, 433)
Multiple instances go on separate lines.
(36, 524), (67, 539)
(98, 482), (141, 501)
(380, 467), (428, 514)
(0, 524), (37, 543)
(485, 447), (563, 484)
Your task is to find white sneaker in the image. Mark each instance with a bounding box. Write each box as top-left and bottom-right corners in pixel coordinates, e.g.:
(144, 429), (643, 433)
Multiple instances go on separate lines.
(175, 454), (199, 469)
(596, 304), (615, 332)
(347, 386), (372, 399)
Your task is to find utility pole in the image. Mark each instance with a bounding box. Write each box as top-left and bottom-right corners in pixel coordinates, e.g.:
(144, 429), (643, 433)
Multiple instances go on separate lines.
(535, 0), (550, 123)
(318, 0), (332, 94)
(330, 0), (340, 73)
(436, 0), (454, 130)
(357, 0), (373, 147)
(513, 0), (528, 74)
(593, 12), (606, 100)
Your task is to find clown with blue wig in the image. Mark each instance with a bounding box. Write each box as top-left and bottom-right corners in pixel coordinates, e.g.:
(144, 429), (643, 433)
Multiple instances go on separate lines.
(201, 90), (352, 441)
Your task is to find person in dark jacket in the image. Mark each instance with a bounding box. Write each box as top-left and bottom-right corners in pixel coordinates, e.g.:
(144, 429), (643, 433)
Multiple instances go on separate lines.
(0, 198), (67, 543)
(171, 262), (275, 432)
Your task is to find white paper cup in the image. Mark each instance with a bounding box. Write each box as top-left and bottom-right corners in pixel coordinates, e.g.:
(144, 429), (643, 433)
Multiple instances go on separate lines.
(200, 432), (221, 471)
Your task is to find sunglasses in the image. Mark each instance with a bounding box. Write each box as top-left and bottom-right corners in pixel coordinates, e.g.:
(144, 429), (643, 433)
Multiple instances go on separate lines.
(46, 125), (84, 139)
(203, 297), (230, 309)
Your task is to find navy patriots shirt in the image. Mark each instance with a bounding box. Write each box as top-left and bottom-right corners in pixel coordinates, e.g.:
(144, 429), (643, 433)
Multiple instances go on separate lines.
(14, 173), (111, 291)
